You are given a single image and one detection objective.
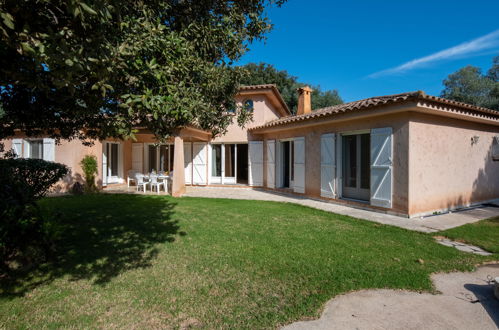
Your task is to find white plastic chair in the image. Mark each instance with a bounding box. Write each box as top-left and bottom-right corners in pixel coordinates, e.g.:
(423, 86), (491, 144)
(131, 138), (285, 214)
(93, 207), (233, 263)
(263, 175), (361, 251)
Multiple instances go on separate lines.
(148, 174), (165, 194)
(135, 173), (147, 192)
(127, 170), (137, 187)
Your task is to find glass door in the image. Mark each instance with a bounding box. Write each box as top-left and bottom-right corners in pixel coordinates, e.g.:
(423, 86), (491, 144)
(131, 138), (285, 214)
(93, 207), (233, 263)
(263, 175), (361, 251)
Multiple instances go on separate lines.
(105, 142), (120, 184)
(223, 144), (236, 184)
(210, 143), (243, 185)
(211, 144), (222, 184)
(342, 133), (370, 201)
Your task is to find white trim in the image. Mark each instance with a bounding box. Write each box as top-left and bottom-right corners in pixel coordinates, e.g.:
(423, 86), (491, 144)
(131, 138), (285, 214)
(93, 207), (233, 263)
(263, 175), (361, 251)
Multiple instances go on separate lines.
(103, 141), (124, 185)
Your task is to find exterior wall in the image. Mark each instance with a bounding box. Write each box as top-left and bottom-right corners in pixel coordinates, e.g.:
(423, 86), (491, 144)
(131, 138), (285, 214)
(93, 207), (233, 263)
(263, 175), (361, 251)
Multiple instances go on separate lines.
(1, 134), (103, 192)
(54, 139), (103, 192)
(259, 112), (411, 215)
(408, 112), (499, 216)
(212, 94), (282, 143)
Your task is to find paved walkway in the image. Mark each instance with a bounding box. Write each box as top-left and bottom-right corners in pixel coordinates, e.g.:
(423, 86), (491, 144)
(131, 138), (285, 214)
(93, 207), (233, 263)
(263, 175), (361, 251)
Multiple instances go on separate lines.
(435, 237), (493, 256)
(184, 186), (499, 233)
(282, 263), (499, 330)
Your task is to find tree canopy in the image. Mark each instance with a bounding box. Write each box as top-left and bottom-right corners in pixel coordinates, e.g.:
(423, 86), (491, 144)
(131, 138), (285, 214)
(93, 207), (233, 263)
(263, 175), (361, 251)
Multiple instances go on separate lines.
(0, 0), (286, 143)
(441, 56), (499, 111)
(239, 62), (343, 113)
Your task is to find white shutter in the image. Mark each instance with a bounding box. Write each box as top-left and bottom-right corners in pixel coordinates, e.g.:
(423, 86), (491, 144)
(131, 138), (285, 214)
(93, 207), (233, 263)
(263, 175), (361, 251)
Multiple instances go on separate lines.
(132, 143), (143, 172)
(275, 141), (282, 188)
(184, 142), (192, 184)
(370, 127), (393, 208)
(266, 140), (275, 188)
(12, 139), (23, 158)
(293, 137), (305, 193)
(192, 142), (207, 185)
(43, 138), (55, 161)
(321, 133), (336, 198)
(248, 141), (263, 186)
(102, 143), (108, 186)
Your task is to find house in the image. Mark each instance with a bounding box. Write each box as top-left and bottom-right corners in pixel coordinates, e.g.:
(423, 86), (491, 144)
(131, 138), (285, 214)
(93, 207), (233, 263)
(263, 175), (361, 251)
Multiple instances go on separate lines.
(3, 85), (499, 218)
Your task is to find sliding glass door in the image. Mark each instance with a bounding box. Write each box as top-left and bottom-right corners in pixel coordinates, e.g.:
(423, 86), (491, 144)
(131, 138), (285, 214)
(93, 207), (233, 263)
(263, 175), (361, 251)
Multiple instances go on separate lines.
(210, 143), (245, 184)
(342, 133), (370, 201)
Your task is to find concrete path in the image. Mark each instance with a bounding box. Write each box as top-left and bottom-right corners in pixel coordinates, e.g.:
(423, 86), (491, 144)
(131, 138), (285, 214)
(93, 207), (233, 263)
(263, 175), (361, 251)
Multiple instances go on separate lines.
(435, 237), (493, 256)
(282, 264), (499, 330)
(184, 187), (499, 233)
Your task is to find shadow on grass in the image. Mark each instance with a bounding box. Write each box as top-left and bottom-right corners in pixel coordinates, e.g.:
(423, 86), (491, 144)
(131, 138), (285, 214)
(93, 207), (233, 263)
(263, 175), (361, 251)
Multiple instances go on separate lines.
(1, 194), (181, 297)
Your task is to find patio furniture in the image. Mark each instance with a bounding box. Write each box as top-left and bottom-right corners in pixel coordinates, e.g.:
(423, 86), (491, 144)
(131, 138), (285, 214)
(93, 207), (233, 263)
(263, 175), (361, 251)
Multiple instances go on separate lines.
(148, 174), (165, 194)
(135, 173), (148, 192)
(127, 170), (138, 187)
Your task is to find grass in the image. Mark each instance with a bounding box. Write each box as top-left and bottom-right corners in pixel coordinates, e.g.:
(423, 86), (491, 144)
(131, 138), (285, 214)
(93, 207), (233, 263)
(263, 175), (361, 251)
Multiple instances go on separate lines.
(435, 217), (499, 254)
(0, 194), (495, 328)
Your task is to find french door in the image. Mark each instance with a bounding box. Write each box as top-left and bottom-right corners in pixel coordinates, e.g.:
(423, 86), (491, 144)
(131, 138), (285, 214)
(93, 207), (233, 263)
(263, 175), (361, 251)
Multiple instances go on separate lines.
(342, 133), (370, 201)
(210, 143), (244, 184)
(104, 142), (121, 184)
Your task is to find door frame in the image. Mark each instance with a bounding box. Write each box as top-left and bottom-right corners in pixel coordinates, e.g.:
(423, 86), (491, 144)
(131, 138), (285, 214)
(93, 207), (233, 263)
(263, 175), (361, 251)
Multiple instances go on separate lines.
(277, 138), (295, 189)
(208, 143), (246, 185)
(337, 130), (370, 202)
(103, 141), (123, 185)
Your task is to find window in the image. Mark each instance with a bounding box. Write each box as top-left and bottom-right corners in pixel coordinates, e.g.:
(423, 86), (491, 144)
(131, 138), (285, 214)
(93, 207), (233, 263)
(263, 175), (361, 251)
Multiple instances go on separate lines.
(211, 144), (222, 176)
(493, 136), (499, 161)
(243, 99), (254, 112)
(27, 139), (43, 159)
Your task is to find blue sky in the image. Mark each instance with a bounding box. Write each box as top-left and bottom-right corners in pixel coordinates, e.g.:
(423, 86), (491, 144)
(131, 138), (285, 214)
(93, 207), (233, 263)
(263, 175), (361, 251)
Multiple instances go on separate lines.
(236, 0), (499, 102)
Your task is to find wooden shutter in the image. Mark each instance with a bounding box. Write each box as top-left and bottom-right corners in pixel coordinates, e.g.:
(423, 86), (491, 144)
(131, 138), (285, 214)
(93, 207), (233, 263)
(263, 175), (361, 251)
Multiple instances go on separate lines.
(43, 138), (55, 161)
(12, 139), (23, 158)
(184, 142), (192, 184)
(370, 127), (393, 208)
(266, 140), (275, 188)
(320, 133), (336, 198)
(248, 141), (263, 186)
(293, 137), (305, 193)
(132, 143), (143, 172)
(192, 142), (207, 185)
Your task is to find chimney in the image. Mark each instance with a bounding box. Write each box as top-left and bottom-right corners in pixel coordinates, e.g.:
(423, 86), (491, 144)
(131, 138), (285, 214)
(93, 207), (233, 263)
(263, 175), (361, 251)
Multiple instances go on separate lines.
(297, 86), (313, 115)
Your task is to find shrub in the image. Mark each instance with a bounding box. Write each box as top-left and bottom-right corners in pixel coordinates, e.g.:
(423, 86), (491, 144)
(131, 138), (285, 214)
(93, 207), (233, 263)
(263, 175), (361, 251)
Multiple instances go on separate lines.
(80, 155), (98, 193)
(0, 158), (68, 272)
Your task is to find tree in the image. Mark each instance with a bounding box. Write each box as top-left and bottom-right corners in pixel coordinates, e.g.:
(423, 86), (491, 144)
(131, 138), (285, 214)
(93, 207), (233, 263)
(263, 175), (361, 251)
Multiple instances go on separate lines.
(239, 62), (342, 113)
(441, 58), (499, 111)
(487, 55), (499, 82)
(0, 0), (286, 143)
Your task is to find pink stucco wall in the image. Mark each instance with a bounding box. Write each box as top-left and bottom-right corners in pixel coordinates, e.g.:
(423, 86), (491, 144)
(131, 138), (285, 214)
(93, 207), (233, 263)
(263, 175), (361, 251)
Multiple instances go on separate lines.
(212, 94), (282, 143)
(1, 134), (103, 192)
(408, 112), (499, 216)
(259, 111), (411, 215)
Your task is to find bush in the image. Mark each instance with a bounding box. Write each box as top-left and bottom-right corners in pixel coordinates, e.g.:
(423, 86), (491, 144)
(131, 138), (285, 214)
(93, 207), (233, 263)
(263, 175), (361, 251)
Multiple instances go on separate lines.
(0, 158), (68, 272)
(80, 155), (98, 193)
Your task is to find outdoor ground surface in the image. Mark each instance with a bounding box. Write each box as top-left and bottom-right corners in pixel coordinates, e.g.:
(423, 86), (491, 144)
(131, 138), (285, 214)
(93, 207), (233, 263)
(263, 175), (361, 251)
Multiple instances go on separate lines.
(435, 217), (499, 255)
(0, 194), (496, 328)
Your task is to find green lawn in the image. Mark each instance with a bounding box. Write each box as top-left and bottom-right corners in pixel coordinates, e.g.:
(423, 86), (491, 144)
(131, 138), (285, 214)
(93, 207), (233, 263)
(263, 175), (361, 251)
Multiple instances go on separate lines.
(435, 217), (499, 254)
(0, 194), (495, 328)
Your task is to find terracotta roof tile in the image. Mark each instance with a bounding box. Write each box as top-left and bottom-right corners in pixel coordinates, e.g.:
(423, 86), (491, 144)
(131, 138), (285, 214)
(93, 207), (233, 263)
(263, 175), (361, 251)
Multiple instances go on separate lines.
(249, 91), (499, 131)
